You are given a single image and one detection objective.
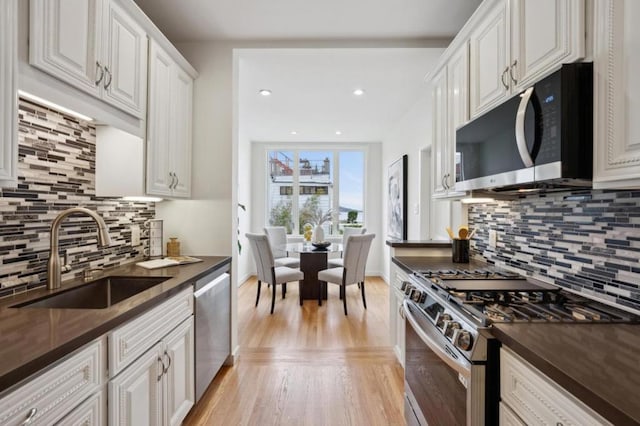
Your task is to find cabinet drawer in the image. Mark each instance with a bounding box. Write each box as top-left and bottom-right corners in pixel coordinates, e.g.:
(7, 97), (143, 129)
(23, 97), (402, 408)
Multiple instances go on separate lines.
(109, 287), (193, 377)
(500, 402), (525, 426)
(500, 347), (610, 426)
(55, 388), (106, 426)
(0, 338), (105, 426)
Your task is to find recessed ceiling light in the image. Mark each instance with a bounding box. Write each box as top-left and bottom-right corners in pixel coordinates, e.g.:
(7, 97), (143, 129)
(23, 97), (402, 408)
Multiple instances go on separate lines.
(290, 131), (297, 135)
(258, 89), (272, 96)
(353, 89), (365, 96)
(335, 130), (342, 135)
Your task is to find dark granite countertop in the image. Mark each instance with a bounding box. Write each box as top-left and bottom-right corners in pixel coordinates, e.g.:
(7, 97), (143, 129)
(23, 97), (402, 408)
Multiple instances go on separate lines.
(392, 256), (490, 273)
(386, 240), (451, 248)
(0, 255), (231, 394)
(493, 323), (640, 425)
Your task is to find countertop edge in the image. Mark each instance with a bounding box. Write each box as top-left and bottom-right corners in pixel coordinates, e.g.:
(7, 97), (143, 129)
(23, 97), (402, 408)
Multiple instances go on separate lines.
(0, 256), (231, 394)
(492, 326), (637, 426)
(386, 240), (452, 248)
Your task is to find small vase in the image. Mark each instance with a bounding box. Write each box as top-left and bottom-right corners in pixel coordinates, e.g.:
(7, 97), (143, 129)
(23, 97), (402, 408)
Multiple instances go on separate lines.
(313, 225), (325, 243)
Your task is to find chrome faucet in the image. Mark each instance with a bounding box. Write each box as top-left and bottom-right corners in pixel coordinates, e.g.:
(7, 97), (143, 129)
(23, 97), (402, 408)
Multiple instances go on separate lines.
(47, 207), (112, 290)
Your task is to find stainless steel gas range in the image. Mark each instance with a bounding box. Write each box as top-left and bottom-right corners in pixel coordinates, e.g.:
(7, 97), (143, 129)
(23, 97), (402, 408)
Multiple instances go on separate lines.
(401, 267), (638, 426)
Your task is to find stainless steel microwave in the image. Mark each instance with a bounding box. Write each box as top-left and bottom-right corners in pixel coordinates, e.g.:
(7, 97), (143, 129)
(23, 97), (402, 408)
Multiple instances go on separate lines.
(455, 63), (593, 192)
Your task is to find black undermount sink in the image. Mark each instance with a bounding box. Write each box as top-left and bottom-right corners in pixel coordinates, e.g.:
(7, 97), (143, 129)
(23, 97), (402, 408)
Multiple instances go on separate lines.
(12, 276), (171, 309)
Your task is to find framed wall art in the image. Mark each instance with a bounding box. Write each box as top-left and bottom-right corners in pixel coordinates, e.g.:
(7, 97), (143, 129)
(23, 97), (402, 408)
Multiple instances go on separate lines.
(387, 154), (407, 240)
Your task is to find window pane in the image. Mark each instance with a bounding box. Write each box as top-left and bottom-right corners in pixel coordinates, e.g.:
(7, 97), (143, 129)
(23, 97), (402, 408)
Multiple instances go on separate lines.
(268, 151), (294, 233)
(298, 151), (333, 235)
(338, 151), (364, 234)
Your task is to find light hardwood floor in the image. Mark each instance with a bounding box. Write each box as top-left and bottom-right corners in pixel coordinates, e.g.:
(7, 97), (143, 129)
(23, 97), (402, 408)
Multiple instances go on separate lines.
(184, 276), (405, 426)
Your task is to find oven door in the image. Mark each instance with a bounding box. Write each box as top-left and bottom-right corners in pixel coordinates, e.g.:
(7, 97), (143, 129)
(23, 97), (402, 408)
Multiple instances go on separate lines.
(403, 300), (486, 426)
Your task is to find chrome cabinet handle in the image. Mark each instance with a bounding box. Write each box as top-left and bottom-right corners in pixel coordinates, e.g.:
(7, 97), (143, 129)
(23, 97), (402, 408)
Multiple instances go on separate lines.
(163, 351), (171, 374)
(173, 174), (179, 189)
(157, 356), (165, 381)
(501, 66), (509, 90)
(104, 66), (113, 90)
(399, 302), (405, 319)
(21, 408), (37, 425)
(95, 61), (104, 86)
(169, 172), (176, 189)
(509, 60), (518, 85)
(515, 86), (535, 167)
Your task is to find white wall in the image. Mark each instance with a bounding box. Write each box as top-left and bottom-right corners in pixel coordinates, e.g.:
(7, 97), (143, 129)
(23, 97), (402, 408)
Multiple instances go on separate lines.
(380, 61), (456, 281)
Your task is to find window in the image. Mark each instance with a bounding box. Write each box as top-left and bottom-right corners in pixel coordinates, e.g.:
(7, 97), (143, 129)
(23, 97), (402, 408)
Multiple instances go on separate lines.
(267, 149), (365, 235)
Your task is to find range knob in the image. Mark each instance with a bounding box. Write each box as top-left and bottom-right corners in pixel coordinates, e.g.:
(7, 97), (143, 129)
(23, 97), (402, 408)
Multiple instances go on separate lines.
(436, 313), (452, 329)
(404, 284), (414, 295)
(454, 330), (474, 351)
(444, 321), (461, 338)
(410, 288), (423, 302)
(401, 281), (409, 291)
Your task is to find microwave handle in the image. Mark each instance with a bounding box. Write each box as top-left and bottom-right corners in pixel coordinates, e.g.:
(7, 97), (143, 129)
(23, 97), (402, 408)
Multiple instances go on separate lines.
(515, 86), (535, 168)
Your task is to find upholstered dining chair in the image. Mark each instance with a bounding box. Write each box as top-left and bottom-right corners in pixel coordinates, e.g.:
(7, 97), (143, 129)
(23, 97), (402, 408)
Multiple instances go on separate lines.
(246, 233), (304, 314)
(264, 226), (300, 268)
(328, 227), (367, 268)
(317, 233), (375, 315)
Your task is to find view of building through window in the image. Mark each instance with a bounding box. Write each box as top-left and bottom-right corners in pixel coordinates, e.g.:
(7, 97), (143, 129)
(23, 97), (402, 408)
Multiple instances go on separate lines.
(268, 149), (365, 235)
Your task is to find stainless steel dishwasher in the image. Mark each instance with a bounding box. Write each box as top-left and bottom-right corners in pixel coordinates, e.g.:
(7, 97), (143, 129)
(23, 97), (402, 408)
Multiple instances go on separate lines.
(194, 269), (230, 402)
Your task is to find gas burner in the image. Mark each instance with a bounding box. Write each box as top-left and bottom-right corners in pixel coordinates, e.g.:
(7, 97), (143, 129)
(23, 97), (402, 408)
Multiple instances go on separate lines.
(416, 267), (523, 281)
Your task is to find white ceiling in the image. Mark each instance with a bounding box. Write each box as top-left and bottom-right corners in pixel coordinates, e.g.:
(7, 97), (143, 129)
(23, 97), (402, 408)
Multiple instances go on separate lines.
(133, 0), (482, 42)
(132, 0), (481, 143)
(239, 48), (445, 142)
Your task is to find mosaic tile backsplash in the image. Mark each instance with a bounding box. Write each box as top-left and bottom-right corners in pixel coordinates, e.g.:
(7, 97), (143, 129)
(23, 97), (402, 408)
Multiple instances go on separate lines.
(0, 98), (154, 298)
(469, 190), (640, 312)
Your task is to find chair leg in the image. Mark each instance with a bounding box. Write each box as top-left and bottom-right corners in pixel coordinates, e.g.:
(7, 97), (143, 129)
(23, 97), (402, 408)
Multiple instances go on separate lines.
(318, 281), (323, 306)
(299, 282), (303, 306)
(282, 282), (286, 299)
(255, 280), (262, 307)
(271, 282), (276, 314)
(360, 281), (367, 309)
(343, 285), (348, 315)
(339, 285), (343, 300)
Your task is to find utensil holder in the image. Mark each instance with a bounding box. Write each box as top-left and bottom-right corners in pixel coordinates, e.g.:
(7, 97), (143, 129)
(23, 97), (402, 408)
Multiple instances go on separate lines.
(452, 239), (469, 263)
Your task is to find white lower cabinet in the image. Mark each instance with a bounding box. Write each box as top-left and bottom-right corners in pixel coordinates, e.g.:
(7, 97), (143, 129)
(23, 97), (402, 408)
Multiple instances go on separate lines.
(109, 317), (195, 426)
(109, 288), (195, 426)
(0, 338), (105, 426)
(500, 347), (611, 426)
(389, 263), (409, 366)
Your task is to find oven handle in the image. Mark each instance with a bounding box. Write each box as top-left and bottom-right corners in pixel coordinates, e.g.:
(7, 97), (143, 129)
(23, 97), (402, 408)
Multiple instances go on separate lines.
(403, 299), (471, 378)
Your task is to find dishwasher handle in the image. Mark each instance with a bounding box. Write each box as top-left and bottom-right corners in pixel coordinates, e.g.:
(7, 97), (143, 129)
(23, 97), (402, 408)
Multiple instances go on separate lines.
(194, 273), (230, 298)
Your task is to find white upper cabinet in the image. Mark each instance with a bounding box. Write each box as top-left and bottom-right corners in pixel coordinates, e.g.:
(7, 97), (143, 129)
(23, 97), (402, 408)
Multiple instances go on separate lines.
(431, 43), (469, 199)
(510, 0), (585, 91)
(593, 0), (640, 188)
(469, 0), (585, 118)
(146, 40), (193, 198)
(0, 0), (17, 185)
(469, 0), (510, 117)
(431, 67), (448, 197)
(101, 0), (148, 116)
(30, 0), (148, 118)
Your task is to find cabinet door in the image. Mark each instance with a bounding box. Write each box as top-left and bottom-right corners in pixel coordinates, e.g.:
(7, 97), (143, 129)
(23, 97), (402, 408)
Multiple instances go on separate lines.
(102, 0), (148, 118)
(431, 67), (448, 196)
(499, 402), (525, 426)
(469, 0), (509, 118)
(146, 41), (174, 196)
(593, 0), (640, 188)
(109, 343), (163, 426)
(394, 295), (405, 367)
(510, 0), (585, 90)
(0, 0), (17, 184)
(30, 0), (102, 97)
(169, 67), (193, 198)
(56, 389), (106, 426)
(163, 317), (195, 426)
(447, 43), (469, 188)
